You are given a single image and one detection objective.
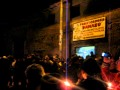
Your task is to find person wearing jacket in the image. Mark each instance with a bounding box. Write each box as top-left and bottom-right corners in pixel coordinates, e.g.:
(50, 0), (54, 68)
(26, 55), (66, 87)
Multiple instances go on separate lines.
(77, 57), (107, 90)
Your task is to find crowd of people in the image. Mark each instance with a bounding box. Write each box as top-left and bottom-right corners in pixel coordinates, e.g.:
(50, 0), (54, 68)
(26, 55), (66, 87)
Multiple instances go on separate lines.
(0, 52), (120, 90)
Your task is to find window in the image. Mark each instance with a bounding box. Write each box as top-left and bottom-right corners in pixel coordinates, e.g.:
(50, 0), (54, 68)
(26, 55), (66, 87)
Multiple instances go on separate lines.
(71, 5), (80, 18)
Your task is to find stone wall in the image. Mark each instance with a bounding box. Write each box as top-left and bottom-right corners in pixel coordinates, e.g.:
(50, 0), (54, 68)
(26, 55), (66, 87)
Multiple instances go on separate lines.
(71, 8), (120, 57)
(25, 8), (120, 59)
(25, 24), (60, 57)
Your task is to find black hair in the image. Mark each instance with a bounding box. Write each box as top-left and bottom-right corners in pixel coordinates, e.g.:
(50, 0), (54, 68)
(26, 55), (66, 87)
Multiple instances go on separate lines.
(25, 64), (45, 83)
(81, 58), (101, 76)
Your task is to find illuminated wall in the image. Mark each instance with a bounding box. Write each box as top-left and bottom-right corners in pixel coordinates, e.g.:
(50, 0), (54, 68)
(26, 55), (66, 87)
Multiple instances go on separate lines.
(25, 0), (120, 59)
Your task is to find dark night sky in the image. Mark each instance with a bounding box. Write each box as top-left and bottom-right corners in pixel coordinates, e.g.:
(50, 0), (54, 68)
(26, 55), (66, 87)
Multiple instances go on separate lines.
(0, 0), (120, 29)
(0, 0), (60, 56)
(0, 0), (60, 29)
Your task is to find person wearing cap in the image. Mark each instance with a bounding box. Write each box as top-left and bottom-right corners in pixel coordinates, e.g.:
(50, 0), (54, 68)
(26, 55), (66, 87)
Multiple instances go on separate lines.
(101, 52), (116, 82)
(77, 57), (107, 90)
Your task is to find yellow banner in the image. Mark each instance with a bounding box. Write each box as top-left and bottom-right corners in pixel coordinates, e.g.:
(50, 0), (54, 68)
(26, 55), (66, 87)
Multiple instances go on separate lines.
(73, 17), (106, 41)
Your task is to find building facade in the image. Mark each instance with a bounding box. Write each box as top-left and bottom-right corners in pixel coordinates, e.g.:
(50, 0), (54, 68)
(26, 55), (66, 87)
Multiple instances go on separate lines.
(25, 0), (120, 59)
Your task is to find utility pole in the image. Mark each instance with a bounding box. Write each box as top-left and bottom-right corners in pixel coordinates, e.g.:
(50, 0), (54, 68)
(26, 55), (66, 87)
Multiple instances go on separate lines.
(59, 0), (72, 60)
(59, 0), (63, 59)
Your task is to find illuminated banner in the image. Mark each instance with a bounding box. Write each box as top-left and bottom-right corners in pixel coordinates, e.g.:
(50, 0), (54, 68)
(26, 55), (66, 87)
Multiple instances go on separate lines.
(73, 17), (106, 41)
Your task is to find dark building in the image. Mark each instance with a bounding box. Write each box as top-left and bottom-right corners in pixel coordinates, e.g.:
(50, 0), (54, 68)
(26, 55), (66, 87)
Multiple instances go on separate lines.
(24, 0), (120, 60)
(0, 0), (120, 59)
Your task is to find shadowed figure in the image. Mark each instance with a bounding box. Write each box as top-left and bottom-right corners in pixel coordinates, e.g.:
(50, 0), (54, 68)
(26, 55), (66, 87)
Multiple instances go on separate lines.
(25, 63), (45, 90)
(76, 58), (107, 90)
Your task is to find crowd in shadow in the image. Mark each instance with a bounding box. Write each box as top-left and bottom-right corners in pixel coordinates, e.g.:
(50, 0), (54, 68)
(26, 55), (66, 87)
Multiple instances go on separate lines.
(0, 52), (120, 90)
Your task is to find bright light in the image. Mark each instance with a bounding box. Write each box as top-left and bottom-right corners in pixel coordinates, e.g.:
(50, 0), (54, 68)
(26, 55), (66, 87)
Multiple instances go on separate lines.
(64, 81), (70, 86)
(107, 82), (113, 89)
(108, 82), (112, 87)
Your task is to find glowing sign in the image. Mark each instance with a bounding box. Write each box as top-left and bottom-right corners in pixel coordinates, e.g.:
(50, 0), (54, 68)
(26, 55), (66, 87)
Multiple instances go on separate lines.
(73, 17), (106, 41)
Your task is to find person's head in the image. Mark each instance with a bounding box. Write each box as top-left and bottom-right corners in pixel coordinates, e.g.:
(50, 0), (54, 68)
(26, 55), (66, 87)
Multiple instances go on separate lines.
(102, 52), (112, 64)
(52, 54), (60, 62)
(44, 54), (49, 59)
(81, 58), (101, 79)
(25, 64), (45, 85)
(90, 51), (94, 55)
